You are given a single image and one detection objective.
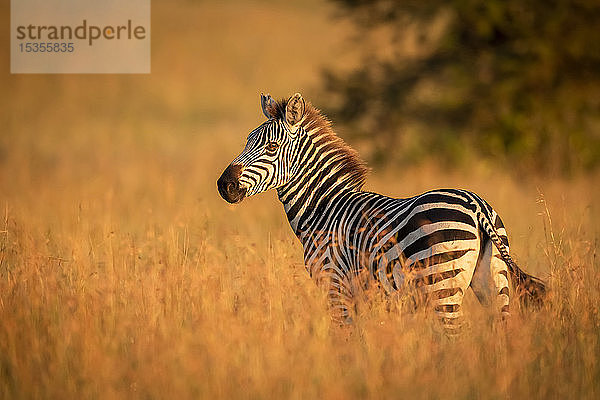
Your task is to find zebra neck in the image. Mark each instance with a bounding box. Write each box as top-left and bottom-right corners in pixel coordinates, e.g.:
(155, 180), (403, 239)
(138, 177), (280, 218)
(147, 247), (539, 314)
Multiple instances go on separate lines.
(277, 171), (356, 239)
(276, 123), (368, 240)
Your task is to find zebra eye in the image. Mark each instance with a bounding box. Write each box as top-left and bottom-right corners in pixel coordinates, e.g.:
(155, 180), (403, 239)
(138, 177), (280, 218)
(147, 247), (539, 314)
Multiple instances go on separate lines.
(265, 141), (279, 152)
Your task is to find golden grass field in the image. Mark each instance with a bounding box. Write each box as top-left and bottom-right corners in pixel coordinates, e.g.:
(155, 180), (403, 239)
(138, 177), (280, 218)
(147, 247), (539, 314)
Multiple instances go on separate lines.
(1, 0), (599, 398)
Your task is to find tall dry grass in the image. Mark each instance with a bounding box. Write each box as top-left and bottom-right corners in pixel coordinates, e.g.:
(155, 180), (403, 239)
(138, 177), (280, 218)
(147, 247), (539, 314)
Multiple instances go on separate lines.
(1, 0), (599, 398)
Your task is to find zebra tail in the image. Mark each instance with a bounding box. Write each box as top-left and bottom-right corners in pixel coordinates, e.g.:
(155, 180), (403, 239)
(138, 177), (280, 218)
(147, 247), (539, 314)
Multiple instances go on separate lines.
(476, 211), (547, 309)
(505, 259), (547, 309)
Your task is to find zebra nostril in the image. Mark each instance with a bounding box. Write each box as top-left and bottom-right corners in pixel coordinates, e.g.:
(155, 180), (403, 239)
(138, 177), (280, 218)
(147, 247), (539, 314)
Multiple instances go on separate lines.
(226, 181), (237, 195)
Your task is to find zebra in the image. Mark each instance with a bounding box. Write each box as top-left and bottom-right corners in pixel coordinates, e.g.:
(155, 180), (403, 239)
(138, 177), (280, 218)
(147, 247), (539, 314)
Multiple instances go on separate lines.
(217, 92), (546, 331)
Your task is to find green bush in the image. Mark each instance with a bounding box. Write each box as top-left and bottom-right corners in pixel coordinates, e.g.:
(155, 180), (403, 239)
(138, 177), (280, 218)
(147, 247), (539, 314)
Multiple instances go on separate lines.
(324, 0), (600, 174)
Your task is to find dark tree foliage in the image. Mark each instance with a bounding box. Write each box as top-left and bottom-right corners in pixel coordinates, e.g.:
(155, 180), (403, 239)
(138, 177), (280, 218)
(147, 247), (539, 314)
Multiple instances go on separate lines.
(324, 0), (600, 173)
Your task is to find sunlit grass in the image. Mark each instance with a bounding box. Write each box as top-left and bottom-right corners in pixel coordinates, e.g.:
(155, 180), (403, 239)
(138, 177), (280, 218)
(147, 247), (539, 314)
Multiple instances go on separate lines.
(2, 110), (599, 398)
(1, 0), (599, 398)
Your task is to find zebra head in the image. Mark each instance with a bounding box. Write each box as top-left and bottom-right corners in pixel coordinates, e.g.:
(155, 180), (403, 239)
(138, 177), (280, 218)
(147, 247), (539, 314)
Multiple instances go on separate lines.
(217, 92), (307, 204)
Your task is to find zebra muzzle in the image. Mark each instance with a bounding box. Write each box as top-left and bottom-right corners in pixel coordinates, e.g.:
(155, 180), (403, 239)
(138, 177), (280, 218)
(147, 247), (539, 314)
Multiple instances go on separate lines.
(217, 164), (247, 204)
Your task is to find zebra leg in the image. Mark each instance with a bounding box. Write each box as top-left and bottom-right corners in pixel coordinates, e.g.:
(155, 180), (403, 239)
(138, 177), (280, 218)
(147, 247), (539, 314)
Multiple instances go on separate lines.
(308, 249), (355, 325)
(419, 250), (478, 335)
(320, 271), (355, 325)
(471, 238), (510, 319)
(490, 245), (510, 318)
(471, 238), (494, 306)
(430, 279), (468, 335)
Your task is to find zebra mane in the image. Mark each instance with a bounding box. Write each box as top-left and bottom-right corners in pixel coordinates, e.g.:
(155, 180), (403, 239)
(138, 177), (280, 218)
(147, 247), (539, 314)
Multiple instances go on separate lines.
(270, 98), (370, 191)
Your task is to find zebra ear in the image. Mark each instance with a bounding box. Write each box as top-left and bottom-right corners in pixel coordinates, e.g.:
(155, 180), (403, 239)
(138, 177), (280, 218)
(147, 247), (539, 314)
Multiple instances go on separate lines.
(260, 93), (277, 119)
(285, 93), (306, 127)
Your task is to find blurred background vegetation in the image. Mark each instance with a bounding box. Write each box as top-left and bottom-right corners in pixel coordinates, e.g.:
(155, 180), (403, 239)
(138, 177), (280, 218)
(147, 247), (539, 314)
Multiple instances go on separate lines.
(323, 0), (600, 174)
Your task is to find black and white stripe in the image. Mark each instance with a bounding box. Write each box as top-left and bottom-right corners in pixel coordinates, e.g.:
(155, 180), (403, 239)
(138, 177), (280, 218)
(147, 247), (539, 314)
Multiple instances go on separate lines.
(217, 93), (546, 330)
